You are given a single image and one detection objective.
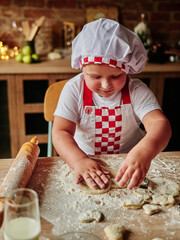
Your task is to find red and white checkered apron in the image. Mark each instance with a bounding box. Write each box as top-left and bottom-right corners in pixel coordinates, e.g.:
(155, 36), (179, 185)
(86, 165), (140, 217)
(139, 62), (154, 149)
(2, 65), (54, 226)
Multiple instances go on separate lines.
(83, 80), (131, 155)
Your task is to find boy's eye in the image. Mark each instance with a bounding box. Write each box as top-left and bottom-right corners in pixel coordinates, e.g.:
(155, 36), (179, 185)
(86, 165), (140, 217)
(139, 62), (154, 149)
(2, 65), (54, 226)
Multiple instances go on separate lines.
(91, 75), (101, 79)
(112, 74), (122, 79)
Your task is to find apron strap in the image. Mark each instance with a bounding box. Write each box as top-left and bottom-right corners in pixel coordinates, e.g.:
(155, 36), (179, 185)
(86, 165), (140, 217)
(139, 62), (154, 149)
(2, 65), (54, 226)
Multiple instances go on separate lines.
(83, 81), (92, 108)
(122, 78), (131, 104)
(83, 78), (131, 108)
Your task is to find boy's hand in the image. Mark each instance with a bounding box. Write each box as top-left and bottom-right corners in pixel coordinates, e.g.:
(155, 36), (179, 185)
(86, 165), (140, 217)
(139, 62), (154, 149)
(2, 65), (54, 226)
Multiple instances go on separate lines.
(73, 157), (109, 189)
(115, 152), (151, 190)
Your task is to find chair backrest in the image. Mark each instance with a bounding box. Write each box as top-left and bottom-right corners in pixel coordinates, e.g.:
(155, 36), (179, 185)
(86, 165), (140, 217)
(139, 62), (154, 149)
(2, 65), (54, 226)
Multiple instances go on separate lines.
(44, 79), (68, 122)
(44, 79), (68, 157)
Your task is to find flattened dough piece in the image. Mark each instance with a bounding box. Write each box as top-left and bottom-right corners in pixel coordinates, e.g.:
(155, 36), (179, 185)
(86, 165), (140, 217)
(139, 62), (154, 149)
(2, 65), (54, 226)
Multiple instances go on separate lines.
(122, 195), (144, 209)
(148, 178), (180, 196)
(109, 169), (128, 189)
(151, 194), (175, 206)
(104, 223), (126, 240)
(143, 204), (160, 215)
(152, 238), (164, 240)
(60, 164), (112, 195)
(78, 209), (103, 223)
(133, 188), (152, 201)
(78, 178), (112, 195)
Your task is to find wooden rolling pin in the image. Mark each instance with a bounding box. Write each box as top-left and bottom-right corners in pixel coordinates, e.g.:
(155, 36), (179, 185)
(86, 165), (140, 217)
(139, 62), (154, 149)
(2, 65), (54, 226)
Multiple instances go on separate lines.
(0, 136), (40, 227)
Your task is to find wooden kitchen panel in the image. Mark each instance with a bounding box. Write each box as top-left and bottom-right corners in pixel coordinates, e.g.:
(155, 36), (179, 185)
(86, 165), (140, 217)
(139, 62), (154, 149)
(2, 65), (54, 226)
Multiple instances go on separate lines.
(0, 58), (180, 157)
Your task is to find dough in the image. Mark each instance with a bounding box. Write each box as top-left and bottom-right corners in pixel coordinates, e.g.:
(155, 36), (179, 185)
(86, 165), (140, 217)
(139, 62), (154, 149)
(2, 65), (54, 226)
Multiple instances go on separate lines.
(122, 195), (144, 209)
(133, 188), (152, 201)
(59, 163), (112, 194)
(78, 209), (103, 223)
(104, 223), (126, 240)
(142, 204), (160, 215)
(152, 238), (164, 240)
(109, 169), (128, 189)
(148, 178), (179, 196)
(151, 194), (175, 207)
(59, 159), (126, 195)
(78, 178), (112, 195)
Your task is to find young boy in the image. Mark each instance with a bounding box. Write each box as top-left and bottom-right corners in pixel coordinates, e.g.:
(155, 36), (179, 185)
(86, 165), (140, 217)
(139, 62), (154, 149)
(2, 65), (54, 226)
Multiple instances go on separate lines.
(52, 18), (171, 191)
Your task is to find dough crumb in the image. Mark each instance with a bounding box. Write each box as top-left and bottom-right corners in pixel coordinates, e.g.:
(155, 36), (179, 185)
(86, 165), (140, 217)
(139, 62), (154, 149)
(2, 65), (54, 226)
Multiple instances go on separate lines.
(104, 223), (126, 240)
(78, 209), (103, 223)
(143, 204), (160, 215)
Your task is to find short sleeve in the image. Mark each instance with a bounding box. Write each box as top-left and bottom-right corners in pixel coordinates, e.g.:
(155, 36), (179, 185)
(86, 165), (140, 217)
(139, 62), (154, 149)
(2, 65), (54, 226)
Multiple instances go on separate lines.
(54, 74), (83, 124)
(129, 78), (162, 122)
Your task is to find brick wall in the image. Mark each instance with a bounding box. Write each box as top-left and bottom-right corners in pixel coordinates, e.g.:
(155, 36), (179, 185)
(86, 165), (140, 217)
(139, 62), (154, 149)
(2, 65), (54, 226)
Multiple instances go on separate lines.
(0, 0), (180, 51)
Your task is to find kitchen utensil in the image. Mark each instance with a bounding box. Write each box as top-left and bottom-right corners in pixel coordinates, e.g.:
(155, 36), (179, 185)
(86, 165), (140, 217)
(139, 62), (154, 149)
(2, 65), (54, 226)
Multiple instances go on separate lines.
(0, 137), (40, 228)
(139, 177), (149, 189)
(22, 21), (31, 40)
(28, 16), (45, 41)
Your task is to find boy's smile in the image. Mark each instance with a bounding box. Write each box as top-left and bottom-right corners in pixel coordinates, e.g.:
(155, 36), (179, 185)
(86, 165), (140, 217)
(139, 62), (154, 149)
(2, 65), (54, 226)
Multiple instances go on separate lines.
(82, 64), (127, 97)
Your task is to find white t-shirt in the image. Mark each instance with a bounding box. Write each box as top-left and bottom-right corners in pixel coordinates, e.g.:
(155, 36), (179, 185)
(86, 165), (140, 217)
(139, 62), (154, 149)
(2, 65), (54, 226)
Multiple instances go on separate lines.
(54, 73), (161, 124)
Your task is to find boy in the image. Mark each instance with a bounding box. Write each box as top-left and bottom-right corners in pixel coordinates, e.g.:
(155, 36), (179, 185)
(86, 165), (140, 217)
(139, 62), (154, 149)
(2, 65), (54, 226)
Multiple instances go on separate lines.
(52, 18), (171, 190)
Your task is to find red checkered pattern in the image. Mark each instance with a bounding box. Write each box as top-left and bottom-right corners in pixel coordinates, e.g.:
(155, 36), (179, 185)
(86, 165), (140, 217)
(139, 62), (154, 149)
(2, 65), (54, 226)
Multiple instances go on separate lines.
(94, 106), (122, 155)
(80, 56), (128, 73)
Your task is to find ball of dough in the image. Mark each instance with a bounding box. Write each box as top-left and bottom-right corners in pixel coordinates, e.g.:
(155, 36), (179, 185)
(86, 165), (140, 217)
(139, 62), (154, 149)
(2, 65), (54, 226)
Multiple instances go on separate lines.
(104, 223), (126, 240)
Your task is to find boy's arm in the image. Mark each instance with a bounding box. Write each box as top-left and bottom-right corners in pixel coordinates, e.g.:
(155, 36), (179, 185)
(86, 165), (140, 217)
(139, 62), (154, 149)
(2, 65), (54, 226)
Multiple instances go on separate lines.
(52, 116), (109, 189)
(116, 109), (172, 190)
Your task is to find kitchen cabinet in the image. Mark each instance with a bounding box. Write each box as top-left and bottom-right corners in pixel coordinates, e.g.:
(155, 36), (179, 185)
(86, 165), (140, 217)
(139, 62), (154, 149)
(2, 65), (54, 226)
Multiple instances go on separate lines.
(0, 58), (180, 157)
(0, 57), (79, 157)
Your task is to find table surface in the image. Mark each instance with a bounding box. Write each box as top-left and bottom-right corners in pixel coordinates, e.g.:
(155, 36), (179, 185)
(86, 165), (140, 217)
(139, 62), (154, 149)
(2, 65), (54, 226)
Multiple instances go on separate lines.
(0, 57), (180, 74)
(0, 152), (180, 240)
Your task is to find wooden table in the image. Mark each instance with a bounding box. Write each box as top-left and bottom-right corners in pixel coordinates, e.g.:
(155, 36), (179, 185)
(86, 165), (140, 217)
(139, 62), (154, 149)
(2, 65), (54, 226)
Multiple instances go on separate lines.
(0, 152), (180, 240)
(0, 58), (180, 158)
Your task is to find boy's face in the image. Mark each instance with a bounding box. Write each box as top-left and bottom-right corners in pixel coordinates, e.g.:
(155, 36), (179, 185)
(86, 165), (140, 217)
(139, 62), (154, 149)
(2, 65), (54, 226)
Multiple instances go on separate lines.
(82, 64), (127, 98)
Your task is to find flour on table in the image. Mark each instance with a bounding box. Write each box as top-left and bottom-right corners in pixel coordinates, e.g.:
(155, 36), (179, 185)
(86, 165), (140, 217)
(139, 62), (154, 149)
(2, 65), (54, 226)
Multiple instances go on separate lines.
(28, 154), (180, 239)
(59, 161), (179, 209)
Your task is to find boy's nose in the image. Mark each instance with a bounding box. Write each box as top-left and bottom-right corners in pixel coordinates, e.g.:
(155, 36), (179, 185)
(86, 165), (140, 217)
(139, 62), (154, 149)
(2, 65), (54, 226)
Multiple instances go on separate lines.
(101, 79), (111, 89)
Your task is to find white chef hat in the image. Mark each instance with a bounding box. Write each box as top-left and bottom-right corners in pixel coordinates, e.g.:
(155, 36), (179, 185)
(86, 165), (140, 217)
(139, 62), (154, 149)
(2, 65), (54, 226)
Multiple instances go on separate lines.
(71, 18), (147, 74)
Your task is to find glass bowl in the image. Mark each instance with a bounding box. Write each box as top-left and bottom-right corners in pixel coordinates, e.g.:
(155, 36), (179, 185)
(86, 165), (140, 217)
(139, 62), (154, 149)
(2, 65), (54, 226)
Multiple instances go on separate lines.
(54, 232), (102, 240)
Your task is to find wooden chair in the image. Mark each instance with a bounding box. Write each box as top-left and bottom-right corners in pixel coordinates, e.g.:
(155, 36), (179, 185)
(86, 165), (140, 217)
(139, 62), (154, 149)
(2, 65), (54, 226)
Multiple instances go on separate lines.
(44, 79), (68, 157)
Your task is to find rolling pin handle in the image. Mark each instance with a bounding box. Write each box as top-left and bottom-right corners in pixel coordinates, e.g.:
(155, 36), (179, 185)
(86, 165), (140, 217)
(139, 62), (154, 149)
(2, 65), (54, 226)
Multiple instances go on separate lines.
(30, 136), (38, 145)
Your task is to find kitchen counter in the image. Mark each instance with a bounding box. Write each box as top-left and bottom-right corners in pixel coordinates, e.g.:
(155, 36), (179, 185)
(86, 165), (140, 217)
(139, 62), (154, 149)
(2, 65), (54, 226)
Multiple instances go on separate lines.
(0, 57), (79, 74)
(0, 57), (180, 74)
